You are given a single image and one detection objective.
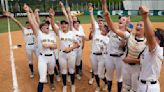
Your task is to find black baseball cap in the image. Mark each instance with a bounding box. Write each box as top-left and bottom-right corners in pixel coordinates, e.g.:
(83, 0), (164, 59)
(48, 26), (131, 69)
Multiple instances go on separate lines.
(39, 22), (49, 29)
(60, 20), (69, 24)
(73, 20), (80, 24)
(97, 15), (103, 19)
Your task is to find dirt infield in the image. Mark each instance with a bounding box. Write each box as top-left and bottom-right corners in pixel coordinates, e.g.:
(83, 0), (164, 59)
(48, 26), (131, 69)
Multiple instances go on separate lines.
(0, 23), (164, 92)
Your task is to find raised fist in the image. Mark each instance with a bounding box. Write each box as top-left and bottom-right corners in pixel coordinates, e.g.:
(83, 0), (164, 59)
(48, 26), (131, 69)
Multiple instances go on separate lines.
(59, 1), (64, 7)
(23, 4), (30, 12)
(139, 6), (149, 18)
(49, 8), (55, 17)
(88, 3), (93, 13)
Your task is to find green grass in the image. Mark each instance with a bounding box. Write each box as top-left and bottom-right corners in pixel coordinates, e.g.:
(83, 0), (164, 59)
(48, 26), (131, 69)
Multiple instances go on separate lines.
(0, 15), (164, 33)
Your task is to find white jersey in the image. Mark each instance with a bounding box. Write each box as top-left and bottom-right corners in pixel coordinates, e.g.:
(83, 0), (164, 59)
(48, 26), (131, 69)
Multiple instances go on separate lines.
(37, 30), (56, 54)
(73, 28), (85, 49)
(139, 45), (163, 81)
(58, 30), (78, 51)
(79, 25), (84, 32)
(22, 27), (35, 44)
(91, 21), (101, 52)
(94, 21), (99, 29)
(91, 24), (109, 53)
(107, 31), (125, 54)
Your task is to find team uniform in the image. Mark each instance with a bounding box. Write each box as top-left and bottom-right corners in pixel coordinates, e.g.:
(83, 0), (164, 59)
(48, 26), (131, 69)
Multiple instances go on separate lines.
(137, 45), (163, 92)
(122, 33), (146, 92)
(91, 21), (109, 92)
(89, 21), (100, 85)
(58, 30), (78, 75)
(58, 29), (78, 92)
(105, 31), (126, 92)
(22, 27), (38, 77)
(37, 29), (56, 91)
(73, 27), (85, 79)
(49, 25), (61, 81)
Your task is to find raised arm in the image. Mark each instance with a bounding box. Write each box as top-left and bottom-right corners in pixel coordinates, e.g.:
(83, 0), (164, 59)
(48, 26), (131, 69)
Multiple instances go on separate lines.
(139, 6), (157, 51)
(34, 9), (41, 24)
(102, 0), (126, 38)
(23, 4), (39, 36)
(59, 1), (69, 22)
(88, 3), (96, 27)
(66, 7), (73, 30)
(49, 8), (59, 35)
(3, 11), (23, 30)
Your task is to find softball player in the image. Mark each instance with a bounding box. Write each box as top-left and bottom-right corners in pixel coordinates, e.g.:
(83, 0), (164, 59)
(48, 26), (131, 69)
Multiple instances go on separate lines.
(88, 14), (105, 85)
(72, 17), (84, 77)
(105, 16), (127, 92)
(102, 0), (146, 92)
(44, 16), (61, 82)
(137, 6), (163, 92)
(34, 10), (61, 82)
(89, 5), (109, 92)
(24, 4), (57, 92)
(3, 11), (38, 78)
(50, 7), (79, 92)
(71, 20), (85, 80)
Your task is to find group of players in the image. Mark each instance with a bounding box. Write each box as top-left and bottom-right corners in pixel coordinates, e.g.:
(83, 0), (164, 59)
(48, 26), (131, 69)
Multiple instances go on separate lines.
(3, 0), (163, 92)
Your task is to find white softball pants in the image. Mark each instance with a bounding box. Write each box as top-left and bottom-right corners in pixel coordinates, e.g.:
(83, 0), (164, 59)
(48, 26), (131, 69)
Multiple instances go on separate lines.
(122, 63), (140, 92)
(59, 51), (76, 74)
(25, 44), (38, 64)
(38, 54), (56, 83)
(91, 54), (106, 79)
(137, 81), (160, 92)
(105, 55), (123, 82)
(75, 48), (82, 66)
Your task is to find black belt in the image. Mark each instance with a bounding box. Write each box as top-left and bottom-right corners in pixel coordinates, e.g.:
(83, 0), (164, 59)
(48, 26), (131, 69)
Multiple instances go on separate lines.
(140, 80), (157, 84)
(128, 63), (136, 65)
(110, 53), (123, 57)
(60, 50), (73, 54)
(93, 53), (102, 55)
(40, 53), (53, 56)
(93, 52), (108, 55)
(28, 43), (34, 45)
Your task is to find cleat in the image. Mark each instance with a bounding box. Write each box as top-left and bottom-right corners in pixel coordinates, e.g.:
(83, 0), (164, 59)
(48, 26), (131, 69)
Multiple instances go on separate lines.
(71, 85), (76, 92)
(88, 78), (94, 85)
(95, 87), (100, 92)
(50, 83), (55, 91)
(30, 73), (34, 78)
(76, 74), (81, 80)
(102, 84), (108, 91)
(62, 86), (67, 92)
